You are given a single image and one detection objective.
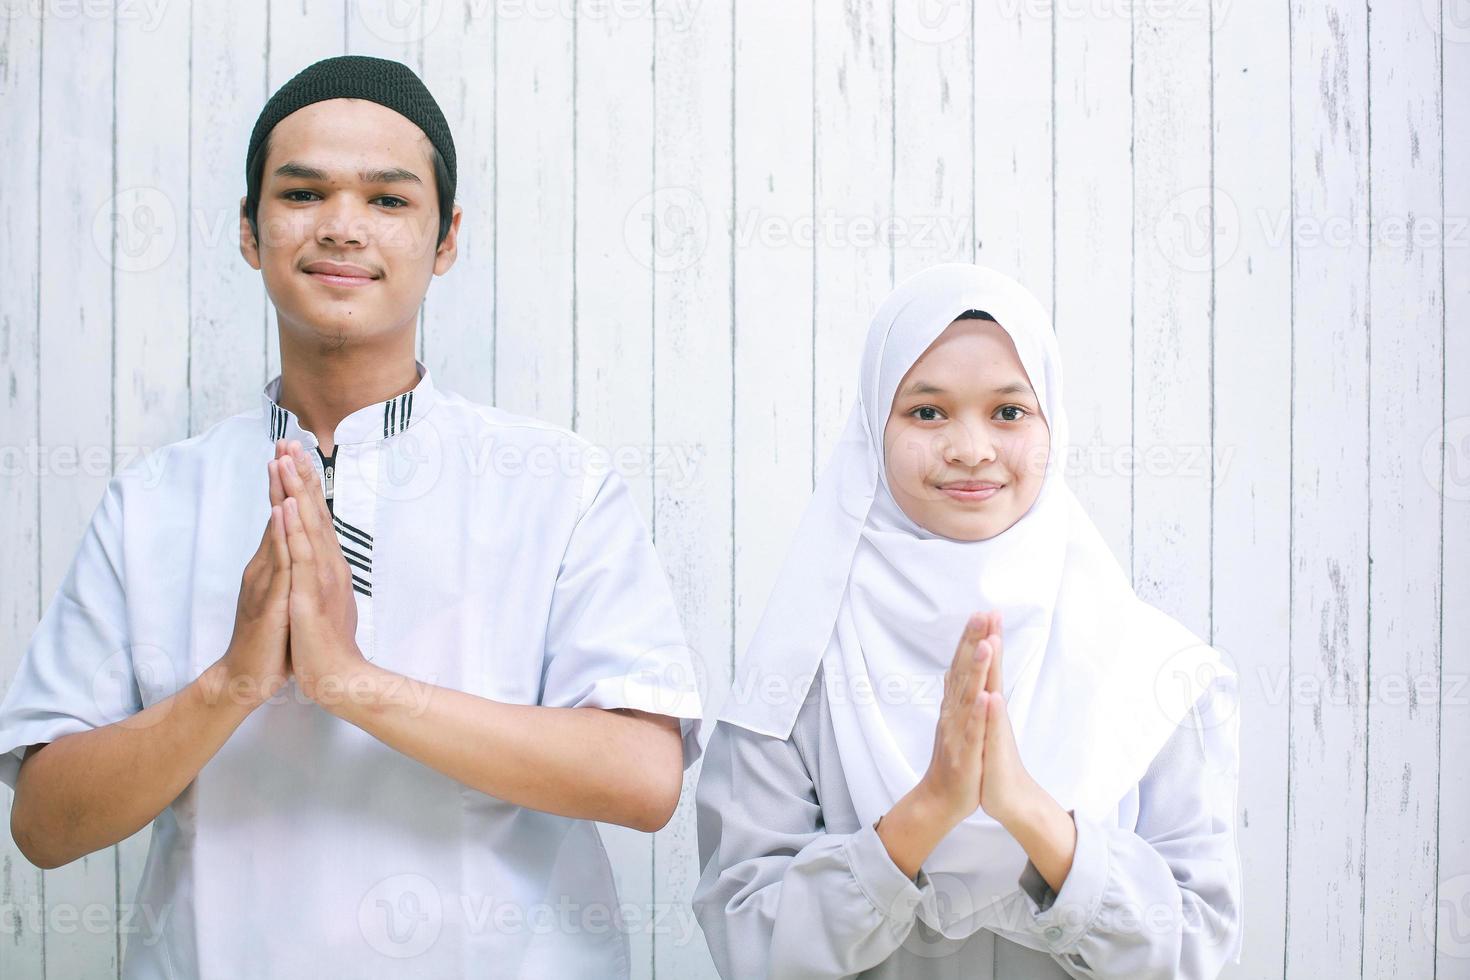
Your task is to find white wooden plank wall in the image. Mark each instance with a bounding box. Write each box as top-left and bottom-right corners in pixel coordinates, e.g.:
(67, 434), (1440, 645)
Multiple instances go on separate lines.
(0, 1), (1462, 977)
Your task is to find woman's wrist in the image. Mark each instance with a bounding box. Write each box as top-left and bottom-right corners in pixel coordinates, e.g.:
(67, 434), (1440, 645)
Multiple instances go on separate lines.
(877, 779), (963, 880)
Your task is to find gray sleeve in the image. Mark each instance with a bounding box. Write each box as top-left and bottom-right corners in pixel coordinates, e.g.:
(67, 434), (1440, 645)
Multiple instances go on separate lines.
(692, 717), (929, 979)
(1005, 673), (1244, 980)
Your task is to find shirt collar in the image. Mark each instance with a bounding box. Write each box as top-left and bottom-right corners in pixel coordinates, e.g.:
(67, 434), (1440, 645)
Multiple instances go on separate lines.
(260, 359), (439, 448)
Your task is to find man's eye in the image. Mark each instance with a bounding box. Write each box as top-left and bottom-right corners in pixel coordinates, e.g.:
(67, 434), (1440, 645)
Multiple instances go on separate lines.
(375, 197), (409, 208)
(284, 190), (319, 202)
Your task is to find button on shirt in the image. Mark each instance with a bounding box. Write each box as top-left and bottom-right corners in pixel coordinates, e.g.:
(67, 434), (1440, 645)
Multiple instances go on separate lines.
(0, 361), (704, 979)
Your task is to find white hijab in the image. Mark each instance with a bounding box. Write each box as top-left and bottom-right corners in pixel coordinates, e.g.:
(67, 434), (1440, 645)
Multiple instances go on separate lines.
(721, 263), (1232, 944)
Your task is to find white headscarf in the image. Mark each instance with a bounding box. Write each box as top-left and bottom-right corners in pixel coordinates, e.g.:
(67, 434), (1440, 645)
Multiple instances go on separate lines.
(720, 263), (1232, 943)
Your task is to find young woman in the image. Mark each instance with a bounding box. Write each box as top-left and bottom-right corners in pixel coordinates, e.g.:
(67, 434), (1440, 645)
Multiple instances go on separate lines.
(693, 264), (1242, 979)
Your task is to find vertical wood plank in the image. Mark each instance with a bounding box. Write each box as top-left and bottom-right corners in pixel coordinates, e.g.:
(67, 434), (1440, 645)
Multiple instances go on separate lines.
(190, 3), (268, 432)
(492, 5), (574, 426)
(1363, 0), (1445, 973)
(0, 5), (46, 977)
(650, 0), (732, 975)
(1437, 3), (1470, 977)
(972, 0), (1053, 298)
(1212, 0), (1293, 975)
(1286, 0), (1371, 973)
(812, 0), (894, 467)
(37, 7), (117, 977)
(892, 0), (974, 280)
(573, 2), (657, 975)
(1131, 1), (1213, 634)
(732, 1), (814, 668)
(112, 0), (194, 967)
(421, 4), (495, 401)
(1052, 0), (1134, 570)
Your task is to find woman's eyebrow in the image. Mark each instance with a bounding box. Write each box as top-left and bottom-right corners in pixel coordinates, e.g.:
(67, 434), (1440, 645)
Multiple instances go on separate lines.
(899, 380), (1032, 397)
(273, 161), (423, 185)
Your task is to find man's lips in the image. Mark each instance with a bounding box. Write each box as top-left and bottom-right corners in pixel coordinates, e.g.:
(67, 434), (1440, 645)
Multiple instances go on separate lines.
(302, 261), (378, 287)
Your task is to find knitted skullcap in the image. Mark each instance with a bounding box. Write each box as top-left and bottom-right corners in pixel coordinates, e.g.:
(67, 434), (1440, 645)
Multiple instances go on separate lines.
(246, 55), (456, 196)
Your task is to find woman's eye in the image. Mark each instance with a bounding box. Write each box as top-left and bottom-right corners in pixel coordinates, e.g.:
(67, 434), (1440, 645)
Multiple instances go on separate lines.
(996, 405), (1027, 422)
(910, 406), (943, 422)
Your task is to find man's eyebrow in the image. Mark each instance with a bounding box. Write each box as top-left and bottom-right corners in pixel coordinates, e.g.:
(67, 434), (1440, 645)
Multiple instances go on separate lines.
(273, 161), (423, 185)
(900, 380), (1032, 397)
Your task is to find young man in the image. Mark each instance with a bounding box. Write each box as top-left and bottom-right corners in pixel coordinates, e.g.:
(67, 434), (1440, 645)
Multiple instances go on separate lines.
(0, 55), (702, 977)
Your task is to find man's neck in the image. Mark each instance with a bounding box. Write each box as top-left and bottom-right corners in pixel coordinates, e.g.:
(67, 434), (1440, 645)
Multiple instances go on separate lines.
(275, 333), (420, 457)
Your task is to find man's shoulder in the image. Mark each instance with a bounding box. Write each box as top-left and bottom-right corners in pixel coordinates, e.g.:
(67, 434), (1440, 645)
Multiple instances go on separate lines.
(434, 388), (595, 451)
(111, 411), (261, 492)
(432, 390), (621, 516)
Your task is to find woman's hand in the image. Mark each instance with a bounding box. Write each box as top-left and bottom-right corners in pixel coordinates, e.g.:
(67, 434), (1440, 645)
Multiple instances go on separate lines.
(976, 611), (1079, 892)
(915, 611), (996, 825)
(876, 612), (996, 878)
(975, 611), (1042, 828)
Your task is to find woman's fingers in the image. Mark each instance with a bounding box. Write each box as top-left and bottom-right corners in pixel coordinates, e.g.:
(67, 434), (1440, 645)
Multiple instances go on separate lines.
(963, 639), (991, 730)
(984, 611), (1004, 696)
(943, 614), (982, 713)
(951, 613), (985, 671)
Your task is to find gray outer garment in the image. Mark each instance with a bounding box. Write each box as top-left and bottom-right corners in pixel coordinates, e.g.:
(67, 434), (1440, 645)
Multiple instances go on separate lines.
(692, 665), (1242, 979)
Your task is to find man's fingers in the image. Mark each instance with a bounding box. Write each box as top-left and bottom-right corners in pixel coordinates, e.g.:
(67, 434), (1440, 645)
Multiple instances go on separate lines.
(268, 458), (286, 509)
(278, 452), (326, 540)
(282, 496), (316, 572)
(288, 441), (324, 499)
(268, 505), (291, 582)
(286, 442), (340, 552)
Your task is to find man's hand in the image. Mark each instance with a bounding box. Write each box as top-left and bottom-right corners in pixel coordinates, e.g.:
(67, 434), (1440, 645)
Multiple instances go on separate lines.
(276, 440), (367, 706)
(214, 441), (294, 709)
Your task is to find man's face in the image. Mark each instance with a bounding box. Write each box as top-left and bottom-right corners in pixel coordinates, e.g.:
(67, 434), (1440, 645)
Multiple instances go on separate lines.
(239, 98), (460, 349)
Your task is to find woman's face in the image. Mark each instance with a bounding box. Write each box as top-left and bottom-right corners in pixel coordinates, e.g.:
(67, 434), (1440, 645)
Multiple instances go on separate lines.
(883, 318), (1050, 541)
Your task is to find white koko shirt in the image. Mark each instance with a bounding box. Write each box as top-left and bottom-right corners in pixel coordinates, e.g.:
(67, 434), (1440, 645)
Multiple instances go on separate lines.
(0, 361), (704, 979)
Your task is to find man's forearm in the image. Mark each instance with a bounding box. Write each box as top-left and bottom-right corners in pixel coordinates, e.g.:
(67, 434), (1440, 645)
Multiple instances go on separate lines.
(324, 661), (684, 832)
(11, 659), (256, 869)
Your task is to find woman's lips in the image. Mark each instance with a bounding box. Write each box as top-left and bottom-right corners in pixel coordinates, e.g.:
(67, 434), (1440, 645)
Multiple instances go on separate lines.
(938, 483), (1004, 502)
(305, 270), (376, 288)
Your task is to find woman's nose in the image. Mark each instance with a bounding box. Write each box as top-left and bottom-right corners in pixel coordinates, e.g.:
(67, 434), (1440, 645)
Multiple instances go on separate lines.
(943, 421), (996, 466)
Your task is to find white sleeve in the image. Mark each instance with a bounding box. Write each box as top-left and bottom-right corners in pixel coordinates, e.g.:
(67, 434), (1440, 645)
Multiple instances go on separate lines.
(0, 476), (138, 789)
(540, 464), (704, 766)
(1004, 673), (1244, 979)
(693, 718), (929, 979)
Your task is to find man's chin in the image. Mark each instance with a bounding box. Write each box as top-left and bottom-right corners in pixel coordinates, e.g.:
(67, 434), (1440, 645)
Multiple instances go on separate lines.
(276, 309), (389, 349)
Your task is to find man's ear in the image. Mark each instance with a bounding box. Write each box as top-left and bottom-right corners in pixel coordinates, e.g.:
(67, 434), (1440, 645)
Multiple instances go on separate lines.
(432, 204), (463, 276)
(239, 196), (262, 270)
